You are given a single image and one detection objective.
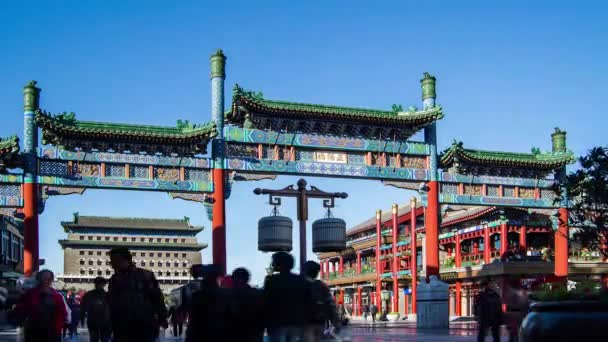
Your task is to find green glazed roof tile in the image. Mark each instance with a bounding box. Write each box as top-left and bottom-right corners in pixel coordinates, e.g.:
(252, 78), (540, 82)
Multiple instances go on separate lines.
(227, 84), (443, 126)
(440, 141), (575, 170)
(35, 110), (217, 151)
(0, 135), (20, 171)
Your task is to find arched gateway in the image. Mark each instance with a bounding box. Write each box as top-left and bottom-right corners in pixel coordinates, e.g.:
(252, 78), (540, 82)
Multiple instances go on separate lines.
(0, 50), (573, 286)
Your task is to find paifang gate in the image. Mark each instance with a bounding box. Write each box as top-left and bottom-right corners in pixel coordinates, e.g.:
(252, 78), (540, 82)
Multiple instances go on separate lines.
(0, 49), (574, 277)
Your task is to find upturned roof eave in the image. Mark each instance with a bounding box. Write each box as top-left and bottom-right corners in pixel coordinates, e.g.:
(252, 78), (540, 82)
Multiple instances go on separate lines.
(227, 85), (443, 126)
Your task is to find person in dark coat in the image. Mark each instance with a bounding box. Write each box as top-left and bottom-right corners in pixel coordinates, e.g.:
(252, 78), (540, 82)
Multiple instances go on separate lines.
(80, 277), (111, 342)
(301, 261), (340, 341)
(108, 248), (167, 342)
(168, 305), (186, 338)
(370, 304), (378, 322)
(231, 267), (264, 342)
(263, 252), (313, 342)
(186, 264), (231, 342)
(474, 280), (503, 342)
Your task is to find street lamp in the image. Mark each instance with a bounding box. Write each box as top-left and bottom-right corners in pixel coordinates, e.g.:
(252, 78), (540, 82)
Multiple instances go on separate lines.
(254, 178), (349, 268)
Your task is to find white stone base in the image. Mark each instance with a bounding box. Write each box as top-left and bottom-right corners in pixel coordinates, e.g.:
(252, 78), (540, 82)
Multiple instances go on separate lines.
(416, 275), (449, 329)
(407, 313), (417, 321)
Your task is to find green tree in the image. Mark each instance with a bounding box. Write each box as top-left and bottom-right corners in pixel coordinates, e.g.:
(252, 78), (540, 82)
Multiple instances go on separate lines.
(557, 147), (608, 258)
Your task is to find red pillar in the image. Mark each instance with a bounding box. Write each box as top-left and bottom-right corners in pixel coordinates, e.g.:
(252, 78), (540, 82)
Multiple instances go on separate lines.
(455, 280), (462, 316)
(425, 181), (440, 277)
(500, 222), (508, 256)
(473, 241), (479, 255)
(392, 204), (399, 313)
(555, 208), (569, 280)
(212, 168), (227, 275)
(484, 225), (491, 264)
(519, 224), (527, 252)
(357, 287), (362, 316)
(375, 209), (383, 313)
(320, 259), (325, 279)
(356, 252), (362, 275)
(339, 256), (344, 276)
(23, 183), (39, 276)
(455, 232), (462, 268)
(410, 198), (417, 314)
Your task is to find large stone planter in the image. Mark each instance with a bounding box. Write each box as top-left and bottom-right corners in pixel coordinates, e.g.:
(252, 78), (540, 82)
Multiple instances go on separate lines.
(520, 301), (608, 341)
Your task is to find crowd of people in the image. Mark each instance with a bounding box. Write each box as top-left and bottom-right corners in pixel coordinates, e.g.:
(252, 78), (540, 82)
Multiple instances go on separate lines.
(5, 248), (342, 342)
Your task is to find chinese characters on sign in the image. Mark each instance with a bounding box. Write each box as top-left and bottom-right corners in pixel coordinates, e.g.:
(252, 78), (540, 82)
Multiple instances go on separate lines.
(314, 151), (348, 164)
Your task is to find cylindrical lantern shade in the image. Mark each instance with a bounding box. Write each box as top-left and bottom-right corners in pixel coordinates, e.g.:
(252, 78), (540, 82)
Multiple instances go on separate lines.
(258, 215), (293, 252)
(312, 217), (346, 253)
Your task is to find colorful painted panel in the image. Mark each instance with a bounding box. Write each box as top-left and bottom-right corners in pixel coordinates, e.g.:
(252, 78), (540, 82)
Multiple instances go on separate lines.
(224, 158), (429, 181)
(224, 127), (430, 155)
(0, 174), (23, 184)
(439, 193), (557, 208)
(440, 172), (554, 188)
(0, 195), (22, 207)
(38, 175), (212, 193)
(39, 147), (210, 168)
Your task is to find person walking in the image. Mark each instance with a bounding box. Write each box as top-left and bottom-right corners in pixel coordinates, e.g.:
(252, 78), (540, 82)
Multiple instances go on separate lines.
(230, 267), (264, 342)
(474, 280), (503, 342)
(503, 277), (528, 342)
(80, 277), (111, 342)
(370, 303), (378, 323)
(168, 304), (186, 338)
(263, 252), (313, 342)
(186, 264), (231, 341)
(13, 270), (67, 342)
(67, 292), (81, 339)
(301, 261), (340, 342)
(108, 248), (167, 342)
(362, 304), (369, 321)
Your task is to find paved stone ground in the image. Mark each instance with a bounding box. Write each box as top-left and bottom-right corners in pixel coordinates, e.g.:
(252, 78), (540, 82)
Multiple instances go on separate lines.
(0, 324), (512, 342)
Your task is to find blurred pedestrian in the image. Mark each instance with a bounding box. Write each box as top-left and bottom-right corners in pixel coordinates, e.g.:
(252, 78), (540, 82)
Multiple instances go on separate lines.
(231, 267), (264, 342)
(474, 280), (502, 342)
(370, 303), (378, 322)
(13, 270), (67, 342)
(362, 304), (369, 321)
(186, 264), (231, 341)
(168, 304), (186, 338)
(301, 261), (340, 342)
(81, 277), (111, 342)
(503, 277), (528, 342)
(263, 252), (313, 342)
(108, 248), (167, 342)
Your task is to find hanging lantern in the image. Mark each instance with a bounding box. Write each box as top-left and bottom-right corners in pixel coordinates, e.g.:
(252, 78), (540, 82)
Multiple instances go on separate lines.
(312, 215), (346, 253)
(258, 213), (293, 252)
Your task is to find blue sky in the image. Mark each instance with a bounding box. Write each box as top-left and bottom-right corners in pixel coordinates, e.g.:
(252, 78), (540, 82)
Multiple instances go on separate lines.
(0, 1), (606, 285)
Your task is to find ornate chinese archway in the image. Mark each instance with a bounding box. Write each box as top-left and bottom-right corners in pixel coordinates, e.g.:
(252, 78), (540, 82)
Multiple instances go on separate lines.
(0, 50), (574, 279)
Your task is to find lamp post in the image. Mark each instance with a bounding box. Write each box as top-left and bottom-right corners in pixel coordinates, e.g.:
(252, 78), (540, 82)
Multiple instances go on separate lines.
(253, 179), (348, 268)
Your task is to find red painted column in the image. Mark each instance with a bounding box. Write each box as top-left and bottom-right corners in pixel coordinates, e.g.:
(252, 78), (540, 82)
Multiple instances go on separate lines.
(212, 168), (227, 275)
(22, 81), (41, 277)
(357, 286), (362, 316)
(375, 209), (383, 313)
(555, 208), (569, 280)
(339, 256), (344, 276)
(356, 252), (362, 275)
(455, 232), (462, 267)
(410, 198), (417, 314)
(473, 241), (479, 255)
(455, 280), (462, 316)
(484, 225), (491, 264)
(392, 204), (399, 313)
(519, 224), (527, 252)
(425, 181), (440, 277)
(500, 222), (508, 256)
(23, 183), (39, 276)
(404, 293), (409, 315)
(320, 259), (325, 279)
